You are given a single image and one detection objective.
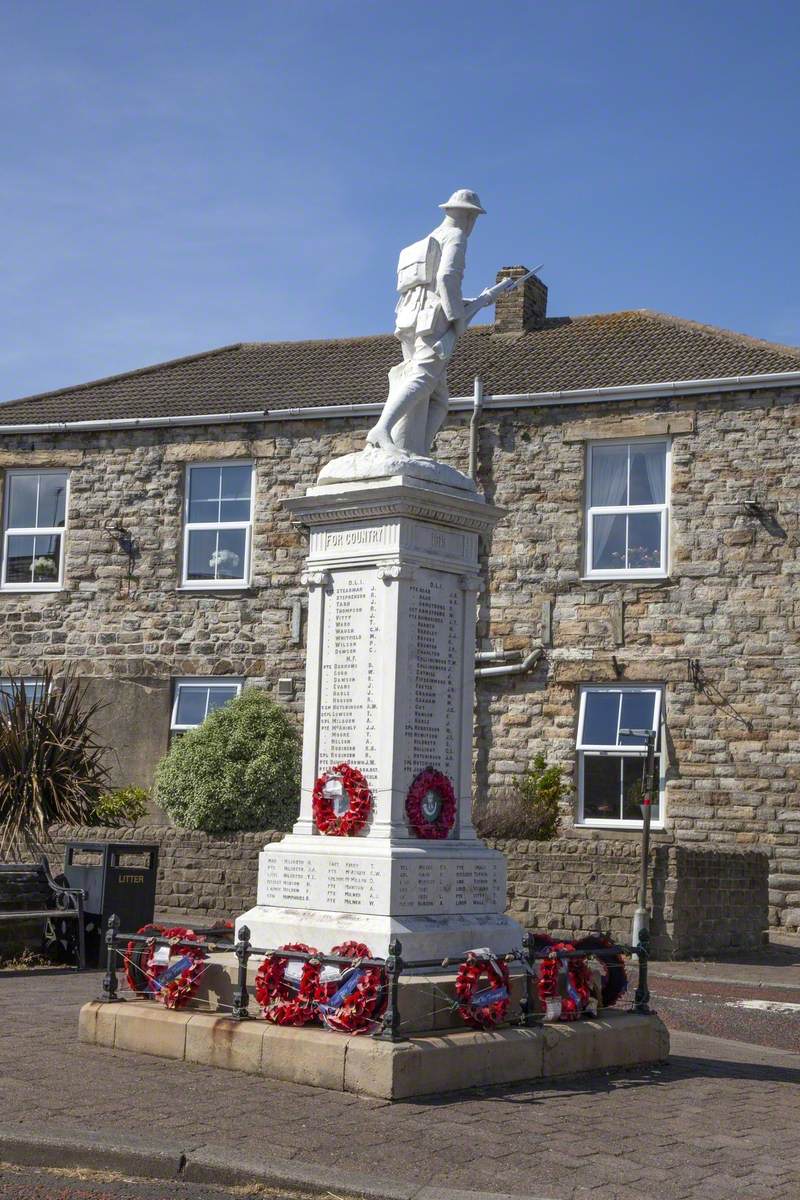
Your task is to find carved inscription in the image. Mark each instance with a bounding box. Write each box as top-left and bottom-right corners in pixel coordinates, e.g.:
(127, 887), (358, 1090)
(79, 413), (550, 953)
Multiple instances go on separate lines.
(403, 570), (462, 785)
(317, 569), (378, 780)
(262, 852), (502, 913)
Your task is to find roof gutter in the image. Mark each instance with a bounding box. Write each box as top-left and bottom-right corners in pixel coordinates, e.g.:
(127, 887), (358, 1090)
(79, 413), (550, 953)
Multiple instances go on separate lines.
(0, 369), (798, 435)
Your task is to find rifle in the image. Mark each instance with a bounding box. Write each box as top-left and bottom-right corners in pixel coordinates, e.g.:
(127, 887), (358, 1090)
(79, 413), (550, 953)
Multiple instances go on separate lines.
(463, 264), (543, 322)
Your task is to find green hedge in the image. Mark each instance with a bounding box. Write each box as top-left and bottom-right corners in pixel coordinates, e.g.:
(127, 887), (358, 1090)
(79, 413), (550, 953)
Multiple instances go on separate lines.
(154, 689), (300, 833)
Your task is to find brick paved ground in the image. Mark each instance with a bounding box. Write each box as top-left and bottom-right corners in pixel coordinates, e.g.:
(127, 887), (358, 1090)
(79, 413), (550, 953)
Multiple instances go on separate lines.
(1, 971), (799, 1200)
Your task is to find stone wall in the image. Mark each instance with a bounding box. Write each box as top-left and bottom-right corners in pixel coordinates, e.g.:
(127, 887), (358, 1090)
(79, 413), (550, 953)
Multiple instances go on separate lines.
(1, 381), (799, 924)
(495, 837), (769, 958)
(48, 825), (284, 920)
(47, 826), (768, 958)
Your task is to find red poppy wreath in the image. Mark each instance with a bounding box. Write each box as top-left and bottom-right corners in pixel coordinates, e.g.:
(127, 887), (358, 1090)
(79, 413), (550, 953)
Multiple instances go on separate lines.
(313, 763), (372, 836)
(405, 768), (456, 839)
(315, 940), (387, 1035)
(124, 924), (207, 1010)
(455, 951), (511, 1030)
(254, 942), (321, 1026)
(537, 938), (597, 1022)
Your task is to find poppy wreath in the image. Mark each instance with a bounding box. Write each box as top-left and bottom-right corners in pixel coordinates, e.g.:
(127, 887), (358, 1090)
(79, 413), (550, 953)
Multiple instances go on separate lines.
(254, 942), (321, 1026)
(315, 940), (387, 1035)
(312, 763), (372, 836)
(405, 768), (457, 839)
(536, 938), (596, 1021)
(455, 952), (511, 1030)
(573, 934), (628, 1007)
(124, 924), (207, 1010)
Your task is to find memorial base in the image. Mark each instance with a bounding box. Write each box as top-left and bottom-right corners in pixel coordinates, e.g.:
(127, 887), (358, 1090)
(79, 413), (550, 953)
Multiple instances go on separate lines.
(238, 835), (524, 961)
(79, 1000), (669, 1101)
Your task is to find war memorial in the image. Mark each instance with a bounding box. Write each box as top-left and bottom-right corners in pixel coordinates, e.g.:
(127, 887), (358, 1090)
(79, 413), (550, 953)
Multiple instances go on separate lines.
(79, 192), (668, 1098)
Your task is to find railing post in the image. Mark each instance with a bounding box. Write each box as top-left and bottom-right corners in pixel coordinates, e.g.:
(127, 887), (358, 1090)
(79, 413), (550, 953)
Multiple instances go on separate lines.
(634, 927), (652, 1014)
(518, 933), (539, 1027)
(374, 936), (406, 1042)
(232, 924), (252, 1020)
(99, 913), (121, 1003)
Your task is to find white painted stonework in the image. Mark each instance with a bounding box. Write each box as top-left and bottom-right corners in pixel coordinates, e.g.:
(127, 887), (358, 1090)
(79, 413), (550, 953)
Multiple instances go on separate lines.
(238, 475), (525, 960)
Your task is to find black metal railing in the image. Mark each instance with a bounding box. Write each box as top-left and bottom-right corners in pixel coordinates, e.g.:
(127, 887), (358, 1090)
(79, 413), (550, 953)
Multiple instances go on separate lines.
(98, 915), (653, 1038)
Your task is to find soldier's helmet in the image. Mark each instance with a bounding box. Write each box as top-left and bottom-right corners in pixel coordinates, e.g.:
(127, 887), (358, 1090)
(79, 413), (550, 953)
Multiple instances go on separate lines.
(439, 189), (486, 215)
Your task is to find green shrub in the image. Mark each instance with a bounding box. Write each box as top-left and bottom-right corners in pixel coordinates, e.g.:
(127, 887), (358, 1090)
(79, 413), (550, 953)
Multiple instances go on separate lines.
(90, 786), (150, 827)
(475, 753), (565, 841)
(154, 688), (300, 833)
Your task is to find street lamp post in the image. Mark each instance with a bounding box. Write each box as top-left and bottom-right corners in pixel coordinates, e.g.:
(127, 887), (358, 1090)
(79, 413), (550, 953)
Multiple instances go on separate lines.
(620, 727), (656, 947)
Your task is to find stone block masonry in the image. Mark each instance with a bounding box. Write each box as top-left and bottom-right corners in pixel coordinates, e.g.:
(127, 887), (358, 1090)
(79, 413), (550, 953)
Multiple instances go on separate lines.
(1, 380), (798, 926)
(48, 826), (768, 958)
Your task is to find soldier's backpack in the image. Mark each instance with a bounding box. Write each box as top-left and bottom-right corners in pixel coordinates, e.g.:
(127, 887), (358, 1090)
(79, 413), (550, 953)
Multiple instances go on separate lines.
(396, 234), (441, 293)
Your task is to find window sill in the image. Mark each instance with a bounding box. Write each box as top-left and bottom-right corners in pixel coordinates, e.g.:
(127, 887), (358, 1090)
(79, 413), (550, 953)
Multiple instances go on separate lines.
(176, 584), (257, 595)
(576, 820), (666, 832)
(581, 573), (670, 583)
(1, 585), (64, 594)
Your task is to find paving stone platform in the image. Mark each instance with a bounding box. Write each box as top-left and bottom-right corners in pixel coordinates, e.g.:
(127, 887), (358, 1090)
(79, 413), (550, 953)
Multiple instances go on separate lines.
(79, 997), (668, 1099)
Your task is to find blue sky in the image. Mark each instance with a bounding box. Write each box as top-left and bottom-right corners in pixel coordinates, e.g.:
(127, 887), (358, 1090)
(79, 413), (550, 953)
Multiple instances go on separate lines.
(1, 0), (798, 402)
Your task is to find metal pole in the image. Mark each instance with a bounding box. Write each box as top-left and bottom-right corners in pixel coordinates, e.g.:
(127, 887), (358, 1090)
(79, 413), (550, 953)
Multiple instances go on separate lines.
(374, 936), (407, 1042)
(519, 932), (539, 1027)
(468, 377), (483, 482)
(621, 728), (657, 947)
(232, 924), (251, 1020)
(99, 913), (121, 1003)
(634, 927), (652, 1014)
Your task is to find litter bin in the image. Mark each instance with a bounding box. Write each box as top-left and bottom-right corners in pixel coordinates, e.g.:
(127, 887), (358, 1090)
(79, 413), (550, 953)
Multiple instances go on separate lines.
(62, 841), (159, 967)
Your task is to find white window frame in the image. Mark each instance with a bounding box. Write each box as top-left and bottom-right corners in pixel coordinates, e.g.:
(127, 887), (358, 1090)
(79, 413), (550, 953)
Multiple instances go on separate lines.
(170, 677), (243, 733)
(180, 461), (254, 590)
(584, 438), (670, 579)
(1, 469), (69, 592)
(577, 684), (665, 830)
(0, 678), (46, 707)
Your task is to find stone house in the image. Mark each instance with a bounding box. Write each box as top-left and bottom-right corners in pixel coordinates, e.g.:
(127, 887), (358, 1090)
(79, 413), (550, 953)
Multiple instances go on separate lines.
(1, 270), (799, 931)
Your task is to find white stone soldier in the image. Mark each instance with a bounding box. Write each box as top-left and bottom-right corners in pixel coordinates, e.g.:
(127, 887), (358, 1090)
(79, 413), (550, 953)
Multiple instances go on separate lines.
(366, 189), (493, 457)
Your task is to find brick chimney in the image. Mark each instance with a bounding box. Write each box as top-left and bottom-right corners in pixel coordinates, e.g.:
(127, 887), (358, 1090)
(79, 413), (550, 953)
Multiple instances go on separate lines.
(493, 265), (547, 333)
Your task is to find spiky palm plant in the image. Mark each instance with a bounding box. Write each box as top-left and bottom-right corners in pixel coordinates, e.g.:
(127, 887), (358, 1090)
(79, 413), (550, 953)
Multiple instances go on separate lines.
(0, 669), (110, 860)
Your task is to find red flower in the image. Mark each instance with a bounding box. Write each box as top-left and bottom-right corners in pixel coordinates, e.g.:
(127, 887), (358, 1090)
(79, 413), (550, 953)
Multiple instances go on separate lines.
(312, 763), (372, 837)
(124, 924), (207, 1011)
(254, 942), (321, 1026)
(405, 769), (456, 839)
(314, 941), (387, 1035)
(455, 953), (511, 1030)
(537, 940), (595, 1021)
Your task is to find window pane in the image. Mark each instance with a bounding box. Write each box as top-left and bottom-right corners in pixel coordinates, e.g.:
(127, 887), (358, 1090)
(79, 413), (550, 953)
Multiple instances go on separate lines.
(630, 444), (665, 505)
(175, 687), (209, 727)
(582, 691), (620, 747)
(583, 755), (621, 820)
(590, 444), (628, 506)
(220, 466), (252, 522)
(38, 474), (68, 527)
(207, 686), (239, 715)
(31, 535), (61, 583)
(7, 475), (38, 529)
(187, 529), (218, 580)
(5, 534), (35, 583)
(592, 513), (626, 571)
(623, 755), (660, 820)
(619, 691), (657, 746)
(627, 512), (661, 570)
(188, 467), (221, 524)
(213, 529), (246, 579)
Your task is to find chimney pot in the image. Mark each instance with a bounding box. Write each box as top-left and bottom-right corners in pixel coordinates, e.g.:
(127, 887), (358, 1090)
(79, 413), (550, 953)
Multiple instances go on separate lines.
(493, 266), (547, 333)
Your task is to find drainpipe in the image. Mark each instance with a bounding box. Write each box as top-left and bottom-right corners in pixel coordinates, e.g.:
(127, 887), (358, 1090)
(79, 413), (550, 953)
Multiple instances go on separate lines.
(475, 649), (523, 663)
(468, 376), (483, 482)
(475, 646), (543, 679)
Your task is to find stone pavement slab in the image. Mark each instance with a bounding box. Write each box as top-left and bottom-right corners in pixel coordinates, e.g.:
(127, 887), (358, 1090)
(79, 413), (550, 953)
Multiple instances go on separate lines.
(1, 970), (800, 1200)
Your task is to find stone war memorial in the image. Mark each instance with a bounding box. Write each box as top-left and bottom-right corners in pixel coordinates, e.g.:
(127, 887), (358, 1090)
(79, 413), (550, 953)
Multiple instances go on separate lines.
(80, 191), (668, 1099)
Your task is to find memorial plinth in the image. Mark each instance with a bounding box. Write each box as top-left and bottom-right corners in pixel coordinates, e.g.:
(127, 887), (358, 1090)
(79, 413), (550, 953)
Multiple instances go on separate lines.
(238, 472), (525, 960)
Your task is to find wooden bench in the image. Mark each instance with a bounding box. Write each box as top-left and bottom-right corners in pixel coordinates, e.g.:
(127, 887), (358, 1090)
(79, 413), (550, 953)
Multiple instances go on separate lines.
(0, 856), (86, 969)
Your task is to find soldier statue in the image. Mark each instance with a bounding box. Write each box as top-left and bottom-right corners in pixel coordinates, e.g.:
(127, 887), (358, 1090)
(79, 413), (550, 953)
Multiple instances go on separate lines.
(367, 189), (502, 458)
